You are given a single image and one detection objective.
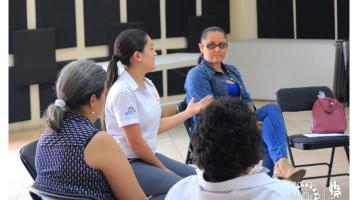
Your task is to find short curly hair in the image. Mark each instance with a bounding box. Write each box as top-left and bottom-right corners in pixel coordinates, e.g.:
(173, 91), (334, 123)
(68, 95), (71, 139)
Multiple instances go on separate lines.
(192, 97), (263, 182)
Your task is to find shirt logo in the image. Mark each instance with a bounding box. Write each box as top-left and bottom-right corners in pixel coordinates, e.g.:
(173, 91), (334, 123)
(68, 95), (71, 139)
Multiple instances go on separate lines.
(226, 77), (236, 84)
(125, 106), (136, 116)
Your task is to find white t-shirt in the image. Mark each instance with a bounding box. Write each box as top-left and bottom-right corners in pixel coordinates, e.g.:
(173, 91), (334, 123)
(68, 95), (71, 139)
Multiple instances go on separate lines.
(165, 169), (303, 200)
(105, 70), (161, 158)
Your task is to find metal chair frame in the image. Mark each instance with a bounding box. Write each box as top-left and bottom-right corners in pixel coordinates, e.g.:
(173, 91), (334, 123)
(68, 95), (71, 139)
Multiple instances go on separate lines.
(276, 86), (349, 187)
(176, 100), (195, 164)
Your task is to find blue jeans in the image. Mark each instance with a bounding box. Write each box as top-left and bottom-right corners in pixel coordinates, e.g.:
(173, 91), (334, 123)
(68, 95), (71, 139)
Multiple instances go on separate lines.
(256, 104), (288, 176)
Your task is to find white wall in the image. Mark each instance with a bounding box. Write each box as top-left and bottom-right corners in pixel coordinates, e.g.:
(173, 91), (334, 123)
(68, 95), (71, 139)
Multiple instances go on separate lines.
(225, 39), (337, 100)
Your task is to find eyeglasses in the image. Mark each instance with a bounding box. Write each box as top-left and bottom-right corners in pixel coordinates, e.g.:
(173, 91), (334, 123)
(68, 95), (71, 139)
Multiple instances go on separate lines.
(205, 42), (228, 49)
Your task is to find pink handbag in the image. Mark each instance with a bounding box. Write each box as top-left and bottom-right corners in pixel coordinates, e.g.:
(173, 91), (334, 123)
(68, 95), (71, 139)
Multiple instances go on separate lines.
(311, 97), (347, 133)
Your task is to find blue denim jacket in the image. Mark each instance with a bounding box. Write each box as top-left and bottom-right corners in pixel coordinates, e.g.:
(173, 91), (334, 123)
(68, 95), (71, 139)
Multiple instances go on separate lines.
(184, 59), (254, 130)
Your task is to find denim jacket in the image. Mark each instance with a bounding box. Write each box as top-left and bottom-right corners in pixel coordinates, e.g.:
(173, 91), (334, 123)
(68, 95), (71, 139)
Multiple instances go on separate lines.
(184, 59), (254, 130)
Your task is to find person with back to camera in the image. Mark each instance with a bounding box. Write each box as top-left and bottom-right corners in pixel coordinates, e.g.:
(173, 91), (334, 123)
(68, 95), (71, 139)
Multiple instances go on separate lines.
(35, 60), (147, 200)
(184, 26), (306, 182)
(104, 29), (213, 198)
(165, 97), (304, 200)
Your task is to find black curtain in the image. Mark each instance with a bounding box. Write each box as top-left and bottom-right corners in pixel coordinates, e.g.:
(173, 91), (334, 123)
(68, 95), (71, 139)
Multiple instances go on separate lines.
(333, 41), (349, 105)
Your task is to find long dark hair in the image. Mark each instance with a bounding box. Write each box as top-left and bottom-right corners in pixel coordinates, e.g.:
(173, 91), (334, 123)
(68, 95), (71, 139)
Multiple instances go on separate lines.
(197, 26), (227, 64)
(106, 29), (148, 90)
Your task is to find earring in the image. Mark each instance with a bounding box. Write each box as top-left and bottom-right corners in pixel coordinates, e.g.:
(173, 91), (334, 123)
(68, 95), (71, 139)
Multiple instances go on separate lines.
(92, 111), (95, 116)
(139, 58), (142, 62)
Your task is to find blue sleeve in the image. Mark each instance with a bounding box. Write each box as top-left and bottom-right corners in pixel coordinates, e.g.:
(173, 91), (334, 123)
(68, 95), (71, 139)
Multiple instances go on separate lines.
(184, 66), (213, 132)
(184, 66), (213, 103)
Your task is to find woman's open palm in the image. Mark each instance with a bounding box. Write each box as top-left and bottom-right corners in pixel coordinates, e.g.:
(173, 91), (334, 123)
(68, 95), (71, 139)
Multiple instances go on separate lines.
(186, 96), (213, 115)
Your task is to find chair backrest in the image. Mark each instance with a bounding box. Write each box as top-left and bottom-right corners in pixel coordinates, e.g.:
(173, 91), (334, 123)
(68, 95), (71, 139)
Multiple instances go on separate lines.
(94, 118), (102, 130)
(19, 140), (38, 180)
(30, 185), (97, 200)
(276, 86), (334, 112)
(177, 100), (193, 136)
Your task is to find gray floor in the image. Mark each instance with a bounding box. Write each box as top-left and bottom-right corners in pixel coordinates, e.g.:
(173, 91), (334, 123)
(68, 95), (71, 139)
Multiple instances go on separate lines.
(8, 101), (350, 199)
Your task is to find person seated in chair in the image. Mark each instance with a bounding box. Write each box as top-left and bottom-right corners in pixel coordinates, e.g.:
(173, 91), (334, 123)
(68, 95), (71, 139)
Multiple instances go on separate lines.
(165, 98), (303, 200)
(104, 29), (212, 198)
(184, 26), (306, 182)
(35, 60), (147, 200)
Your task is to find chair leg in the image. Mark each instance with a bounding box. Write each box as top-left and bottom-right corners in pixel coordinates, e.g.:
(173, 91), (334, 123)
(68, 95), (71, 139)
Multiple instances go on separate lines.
(286, 137), (296, 167)
(188, 152), (193, 164)
(326, 147), (336, 187)
(185, 150), (191, 164)
(344, 146), (349, 162)
(185, 143), (194, 164)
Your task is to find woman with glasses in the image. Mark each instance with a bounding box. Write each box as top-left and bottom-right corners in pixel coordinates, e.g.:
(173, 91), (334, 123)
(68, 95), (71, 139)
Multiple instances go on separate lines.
(184, 26), (306, 183)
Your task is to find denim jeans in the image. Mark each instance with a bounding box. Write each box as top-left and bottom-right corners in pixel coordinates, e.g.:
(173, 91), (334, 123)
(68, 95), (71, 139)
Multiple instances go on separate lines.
(256, 104), (288, 176)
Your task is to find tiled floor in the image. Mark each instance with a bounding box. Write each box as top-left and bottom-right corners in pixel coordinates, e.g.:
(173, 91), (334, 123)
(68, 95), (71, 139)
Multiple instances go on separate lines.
(8, 101), (350, 199)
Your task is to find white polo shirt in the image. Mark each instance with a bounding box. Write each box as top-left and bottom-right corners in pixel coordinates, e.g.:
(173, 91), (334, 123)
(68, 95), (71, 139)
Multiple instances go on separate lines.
(105, 70), (161, 158)
(165, 169), (303, 200)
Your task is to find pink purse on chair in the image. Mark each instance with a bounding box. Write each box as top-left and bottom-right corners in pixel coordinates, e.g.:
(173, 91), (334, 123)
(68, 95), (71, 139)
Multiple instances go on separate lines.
(311, 97), (347, 133)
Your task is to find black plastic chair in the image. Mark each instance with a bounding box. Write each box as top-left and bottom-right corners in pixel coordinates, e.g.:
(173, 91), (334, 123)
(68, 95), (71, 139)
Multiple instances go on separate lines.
(19, 140), (98, 200)
(177, 100), (195, 164)
(276, 86), (349, 187)
(29, 185), (97, 200)
(19, 140), (38, 181)
(19, 118), (101, 179)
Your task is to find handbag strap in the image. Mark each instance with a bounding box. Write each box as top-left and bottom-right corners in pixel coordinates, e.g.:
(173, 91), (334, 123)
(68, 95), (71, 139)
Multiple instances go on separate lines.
(318, 97), (338, 113)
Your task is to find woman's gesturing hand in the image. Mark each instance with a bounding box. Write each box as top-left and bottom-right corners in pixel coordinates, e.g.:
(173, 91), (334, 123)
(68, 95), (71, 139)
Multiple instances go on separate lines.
(186, 96), (213, 116)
